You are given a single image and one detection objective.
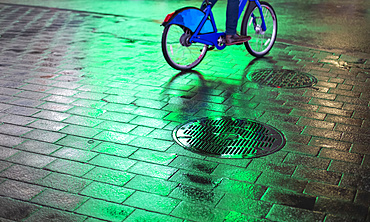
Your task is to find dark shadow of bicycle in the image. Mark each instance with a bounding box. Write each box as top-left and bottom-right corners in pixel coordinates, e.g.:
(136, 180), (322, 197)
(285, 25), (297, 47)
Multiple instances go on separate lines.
(160, 58), (280, 122)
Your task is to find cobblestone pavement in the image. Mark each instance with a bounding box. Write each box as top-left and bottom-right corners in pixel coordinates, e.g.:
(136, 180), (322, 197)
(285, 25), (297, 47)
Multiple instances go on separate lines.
(0, 3), (369, 222)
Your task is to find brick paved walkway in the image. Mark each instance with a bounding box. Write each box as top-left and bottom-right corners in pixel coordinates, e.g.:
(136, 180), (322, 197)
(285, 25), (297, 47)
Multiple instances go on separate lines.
(0, 3), (369, 222)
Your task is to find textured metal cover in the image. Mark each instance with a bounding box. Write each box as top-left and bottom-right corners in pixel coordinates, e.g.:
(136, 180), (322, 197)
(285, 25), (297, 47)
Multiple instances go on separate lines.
(173, 117), (286, 158)
(247, 69), (317, 88)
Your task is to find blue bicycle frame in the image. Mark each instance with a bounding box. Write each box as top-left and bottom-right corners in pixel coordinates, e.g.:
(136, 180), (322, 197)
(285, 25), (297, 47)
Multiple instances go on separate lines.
(163, 0), (267, 50)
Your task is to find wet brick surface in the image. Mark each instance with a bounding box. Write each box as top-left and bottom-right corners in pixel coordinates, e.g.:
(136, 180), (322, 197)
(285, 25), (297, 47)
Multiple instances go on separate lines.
(0, 3), (369, 222)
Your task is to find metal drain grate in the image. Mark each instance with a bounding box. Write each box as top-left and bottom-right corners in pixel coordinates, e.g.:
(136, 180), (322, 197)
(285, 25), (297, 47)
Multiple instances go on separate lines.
(173, 117), (286, 158)
(247, 69), (317, 88)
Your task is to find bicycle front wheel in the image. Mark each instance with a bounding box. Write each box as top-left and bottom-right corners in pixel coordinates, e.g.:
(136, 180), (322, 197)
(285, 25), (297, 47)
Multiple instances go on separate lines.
(161, 24), (208, 70)
(241, 2), (277, 57)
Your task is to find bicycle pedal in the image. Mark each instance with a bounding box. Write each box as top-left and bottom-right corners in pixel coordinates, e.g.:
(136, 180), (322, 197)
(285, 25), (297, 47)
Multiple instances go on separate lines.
(207, 46), (215, 51)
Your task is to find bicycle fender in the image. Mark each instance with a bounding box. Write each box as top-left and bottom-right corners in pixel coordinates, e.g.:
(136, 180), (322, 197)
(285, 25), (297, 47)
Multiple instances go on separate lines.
(162, 7), (214, 34)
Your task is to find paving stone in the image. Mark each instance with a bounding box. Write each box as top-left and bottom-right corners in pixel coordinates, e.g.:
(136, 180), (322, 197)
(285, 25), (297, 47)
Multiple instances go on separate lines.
(129, 125), (154, 136)
(214, 178), (267, 199)
(80, 181), (134, 203)
(318, 106), (354, 117)
(128, 137), (173, 151)
(217, 193), (273, 218)
(354, 190), (370, 207)
(31, 188), (88, 211)
(284, 153), (330, 169)
(323, 214), (366, 222)
(63, 115), (103, 127)
(293, 166), (341, 184)
(314, 197), (368, 221)
(132, 98), (167, 109)
(325, 115), (363, 126)
(125, 209), (182, 222)
(169, 156), (216, 173)
(0, 146), (18, 159)
(362, 154), (370, 168)
(0, 114), (36, 125)
(59, 125), (102, 138)
(51, 147), (97, 162)
(303, 127), (342, 140)
(102, 95), (136, 105)
(88, 154), (136, 170)
(66, 106), (105, 118)
(285, 132), (312, 145)
(42, 95), (77, 104)
(125, 175), (178, 196)
(205, 156), (251, 167)
(22, 129), (66, 143)
(83, 217), (107, 222)
(297, 117), (335, 129)
(95, 121), (136, 133)
(257, 172), (308, 193)
(28, 119), (68, 131)
(341, 131), (370, 144)
(46, 88), (78, 97)
(328, 160), (367, 175)
(44, 159), (94, 177)
(0, 134), (26, 147)
(124, 191), (180, 214)
(319, 148), (363, 164)
(8, 98), (44, 108)
(71, 99), (107, 109)
(223, 211), (272, 222)
(247, 152), (295, 175)
(211, 163), (260, 183)
(130, 148), (177, 165)
(8, 151), (56, 168)
(266, 204), (325, 222)
(169, 169), (222, 190)
(82, 167), (134, 186)
(0, 179), (44, 201)
(309, 137), (352, 152)
(132, 107), (170, 119)
(75, 198), (134, 222)
(304, 182), (355, 201)
(129, 116), (170, 129)
(23, 207), (87, 222)
(171, 201), (229, 222)
(91, 142), (137, 157)
(339, 173), (370, 192)
(5, 106), (40, 116)
(38, 172), (91, 194)
(261, 188), (316, 210)
(0, 196), (40, 221)
(128, 161), (177, 179)
(93, 131), (137, 144)
(56, 135), (100, 150)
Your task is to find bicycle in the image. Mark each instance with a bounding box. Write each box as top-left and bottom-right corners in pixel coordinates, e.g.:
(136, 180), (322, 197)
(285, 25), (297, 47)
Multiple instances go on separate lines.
(161, 0), (277, 70)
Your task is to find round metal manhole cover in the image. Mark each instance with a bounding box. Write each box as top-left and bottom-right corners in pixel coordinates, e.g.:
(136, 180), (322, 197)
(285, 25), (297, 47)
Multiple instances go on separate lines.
(246, 69), (317, 88)
(173, 117), (286, 158)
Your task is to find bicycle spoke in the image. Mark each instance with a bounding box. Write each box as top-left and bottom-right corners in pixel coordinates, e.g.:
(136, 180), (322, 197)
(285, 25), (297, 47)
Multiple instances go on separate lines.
(242, 2), (277, 57)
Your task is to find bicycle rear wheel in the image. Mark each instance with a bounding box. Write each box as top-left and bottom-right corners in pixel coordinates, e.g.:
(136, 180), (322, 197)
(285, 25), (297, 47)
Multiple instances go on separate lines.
(241, 1), (277, 57)
(162, 24), (208, 70)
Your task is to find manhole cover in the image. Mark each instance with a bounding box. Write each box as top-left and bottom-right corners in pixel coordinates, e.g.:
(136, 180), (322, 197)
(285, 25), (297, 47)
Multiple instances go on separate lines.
(173, 117), (286, 158)
(247, 69), (317, 88)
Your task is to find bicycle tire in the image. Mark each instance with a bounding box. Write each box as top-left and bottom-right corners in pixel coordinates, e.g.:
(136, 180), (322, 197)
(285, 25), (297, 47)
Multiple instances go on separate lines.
(161, 24), (208, 70)
(241, 1), (277, 57)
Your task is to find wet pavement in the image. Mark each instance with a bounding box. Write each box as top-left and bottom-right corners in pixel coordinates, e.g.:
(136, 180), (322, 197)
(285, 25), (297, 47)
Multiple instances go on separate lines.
(0, 0), (369, 54)
(0, 1), (369, 222)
